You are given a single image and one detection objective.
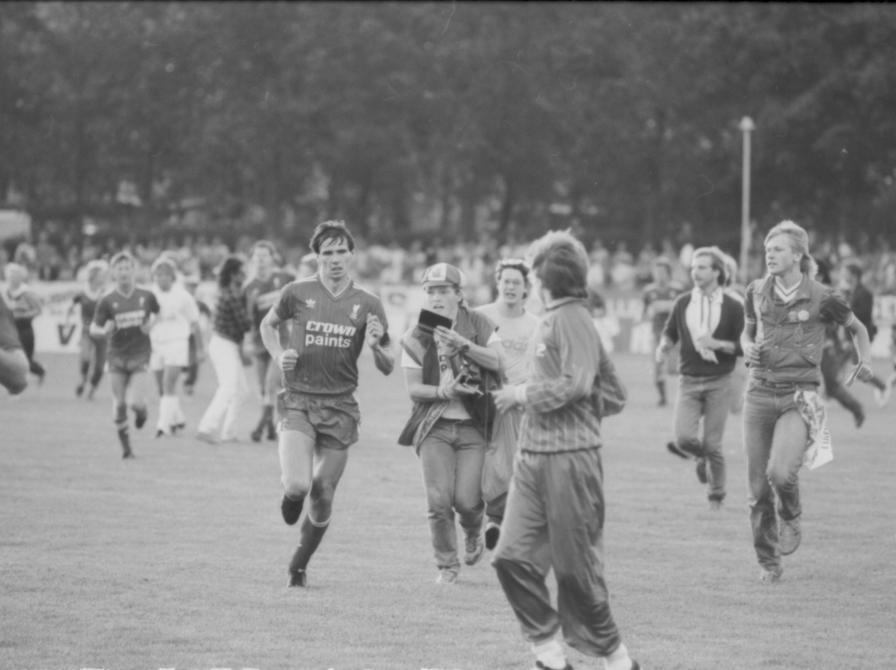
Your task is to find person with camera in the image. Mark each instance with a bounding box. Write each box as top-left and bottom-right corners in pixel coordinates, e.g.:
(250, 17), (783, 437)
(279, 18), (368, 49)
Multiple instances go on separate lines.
(398, 262), (503, 585)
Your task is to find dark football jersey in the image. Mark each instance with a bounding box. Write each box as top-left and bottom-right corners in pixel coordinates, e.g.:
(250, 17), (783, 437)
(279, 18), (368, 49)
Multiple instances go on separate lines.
(0, 297), (22, 350)
(245, 269), (295, 344)
(274, 277), (390, 395)
(643, 282), (685, 333)
(73, 289), (102, 327)
(93, 287), (160, 361)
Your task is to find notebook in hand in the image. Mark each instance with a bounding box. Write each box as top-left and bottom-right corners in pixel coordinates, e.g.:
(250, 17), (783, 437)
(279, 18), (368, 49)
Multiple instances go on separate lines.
(418, 308), (453, 334)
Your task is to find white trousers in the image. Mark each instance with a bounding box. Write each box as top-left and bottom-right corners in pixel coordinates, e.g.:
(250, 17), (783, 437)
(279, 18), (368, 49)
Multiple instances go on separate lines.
(198, 334), (248, 439)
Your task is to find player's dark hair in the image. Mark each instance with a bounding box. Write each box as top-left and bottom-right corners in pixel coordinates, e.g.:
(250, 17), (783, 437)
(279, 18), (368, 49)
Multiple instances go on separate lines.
(310, 220), (355, 254)
(529, 230), (589, 300)
(218, 256), (244, 289)
(845, 262), (863, 281)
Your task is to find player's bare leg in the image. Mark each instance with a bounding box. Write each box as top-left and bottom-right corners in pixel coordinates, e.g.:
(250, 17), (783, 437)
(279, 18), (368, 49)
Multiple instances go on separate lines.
(279, 429), (315, 525)
(287, 445), (349, 587)
(126, 370), (150, 431)
(109, 371), (133, 458)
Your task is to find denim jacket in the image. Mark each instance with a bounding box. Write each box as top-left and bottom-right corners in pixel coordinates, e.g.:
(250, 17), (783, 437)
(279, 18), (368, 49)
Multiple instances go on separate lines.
(745, 274), (851, 385)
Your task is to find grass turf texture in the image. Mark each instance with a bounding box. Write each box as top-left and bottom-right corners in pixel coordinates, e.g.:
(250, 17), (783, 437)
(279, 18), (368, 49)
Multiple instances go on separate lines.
(1, 352), (894, 670)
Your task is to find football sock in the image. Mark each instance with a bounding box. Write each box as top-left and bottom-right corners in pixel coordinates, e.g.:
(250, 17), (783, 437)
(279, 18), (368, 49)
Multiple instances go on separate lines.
(114, 403), (130, 450)
(289, 513), (330, 571)
(79, 360), (90, 381)
(531, 638), (567, 670)
(656, 380), (666, 404)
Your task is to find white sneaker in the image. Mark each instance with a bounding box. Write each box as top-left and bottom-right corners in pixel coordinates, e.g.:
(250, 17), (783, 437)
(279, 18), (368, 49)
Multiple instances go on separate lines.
(436, 568), (458, 585)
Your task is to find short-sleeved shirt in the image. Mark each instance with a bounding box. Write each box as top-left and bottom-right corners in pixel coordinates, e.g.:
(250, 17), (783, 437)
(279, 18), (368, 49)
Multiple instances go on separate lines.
(474, 303), (539, 386)
(72, 289), (102, 327)
(274, 276), (390, 395)
(93, 287), (160, 362)
(0, 297), (22, 350)
(245, 270), (295, 340)
(5, 285), (42, 323)
(151, 284), (200, 345)
(643, 281), (685, 334)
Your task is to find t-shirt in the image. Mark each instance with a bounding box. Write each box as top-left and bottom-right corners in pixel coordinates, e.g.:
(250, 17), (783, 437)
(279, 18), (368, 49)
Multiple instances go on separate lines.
(94, 287), (160, 361)
(72, 289), (102, 327)
(151, 284), (200, 345)
(274, 276), (390, 395)
(245, 270), (295, 338)
(0, 297), (22, 350)
(474, 303), (539, 386)
(643, 281), (684, 333)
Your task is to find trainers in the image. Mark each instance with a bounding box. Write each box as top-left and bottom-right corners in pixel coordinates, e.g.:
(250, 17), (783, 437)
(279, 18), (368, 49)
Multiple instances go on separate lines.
(485, 521), (501, 550)
(134, 406), (148, 429)
(288, 568), (307, 588)
(172, 422), (186, 434)
(464, 532), (485, 566)
(436, 568), (458, 585)
(195, 431), (218, 444)
(533, 662), (575, 670)
(779, 515), (802, 556)
(854, 409), (865, 428)
(122, 445), (134, 459)
(874, 382), (892, 408)
(266, 421), (277, 441)
(759, 566), (782, 583)
(75, 384), (84, 397)
(695, 458), (707, 484)
(281, 494), (304, 525)
(250, 426), (263, 442)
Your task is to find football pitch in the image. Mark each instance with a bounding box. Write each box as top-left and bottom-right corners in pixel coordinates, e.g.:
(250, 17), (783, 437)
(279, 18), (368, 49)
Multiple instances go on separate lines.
(1, 352), (894, 670)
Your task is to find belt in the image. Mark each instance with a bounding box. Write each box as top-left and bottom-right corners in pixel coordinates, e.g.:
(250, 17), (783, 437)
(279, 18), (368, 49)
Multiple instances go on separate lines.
(751, 376), (818, 389)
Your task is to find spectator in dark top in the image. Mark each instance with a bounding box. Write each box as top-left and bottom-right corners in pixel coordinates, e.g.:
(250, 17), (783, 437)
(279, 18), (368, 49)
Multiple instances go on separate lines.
(657, 246), (744, 509)
(840, 262), (890, 406)
(196, 256), (252, 444)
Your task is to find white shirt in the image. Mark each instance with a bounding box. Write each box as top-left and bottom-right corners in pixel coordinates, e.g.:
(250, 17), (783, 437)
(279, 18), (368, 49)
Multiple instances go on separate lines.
(151, 284), (200, 344)
(685, 286), (723, 362)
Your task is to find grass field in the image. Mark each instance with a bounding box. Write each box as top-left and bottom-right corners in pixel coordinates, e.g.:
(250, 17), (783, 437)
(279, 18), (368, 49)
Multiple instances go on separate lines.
(1, 351), (894, 670)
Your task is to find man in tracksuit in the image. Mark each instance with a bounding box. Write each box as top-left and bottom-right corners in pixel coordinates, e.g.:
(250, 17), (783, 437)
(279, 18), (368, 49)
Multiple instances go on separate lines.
(657, 246), (744, 509)
(492, 230), (640, 670)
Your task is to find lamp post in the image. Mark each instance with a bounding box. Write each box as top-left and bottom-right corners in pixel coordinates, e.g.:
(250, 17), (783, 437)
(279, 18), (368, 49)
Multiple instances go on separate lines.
(738, 116), (755, 283)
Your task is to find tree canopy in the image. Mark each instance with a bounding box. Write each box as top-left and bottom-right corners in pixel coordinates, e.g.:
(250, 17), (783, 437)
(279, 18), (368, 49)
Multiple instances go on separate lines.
(2, 2), (896, 247)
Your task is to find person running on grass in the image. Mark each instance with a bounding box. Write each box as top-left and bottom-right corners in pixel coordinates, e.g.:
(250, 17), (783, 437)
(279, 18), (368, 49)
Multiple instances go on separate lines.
(657, 246), (744, 510)
(0, 293), (28, 395)
(474, 258), (538, 551)
(4, 263), (46, 386)
(491, 230), (641, 670)
(399, 262), (503, 585)
(244, 240), (295, 442)
(66, 260), (109, 399)
(741, 220), (873, 584)
(149, 256), (204, 437)
(90, 252), (160, 459)
(260, 220), (394, 588)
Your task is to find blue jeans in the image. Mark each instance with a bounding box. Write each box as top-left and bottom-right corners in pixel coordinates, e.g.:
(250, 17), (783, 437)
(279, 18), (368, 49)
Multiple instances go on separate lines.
(418, 418), (486, 571)
(742, 377), (813, 570)
(674, 372), (733, 501)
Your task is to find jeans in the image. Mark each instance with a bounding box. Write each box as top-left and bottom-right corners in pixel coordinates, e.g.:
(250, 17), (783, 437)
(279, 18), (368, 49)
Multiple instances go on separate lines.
(742, 377), (813, 570)
(198, 334), (249, 439)
(674, 372), (733, 501)
(418, 418), (486, 571)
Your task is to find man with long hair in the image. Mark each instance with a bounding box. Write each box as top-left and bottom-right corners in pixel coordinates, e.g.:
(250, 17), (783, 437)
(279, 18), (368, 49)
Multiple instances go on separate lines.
(742, 220), (873, 583)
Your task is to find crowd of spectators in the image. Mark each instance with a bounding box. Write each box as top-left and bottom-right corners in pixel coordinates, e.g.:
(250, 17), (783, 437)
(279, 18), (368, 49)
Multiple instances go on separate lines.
(3, 218), (896, 299)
